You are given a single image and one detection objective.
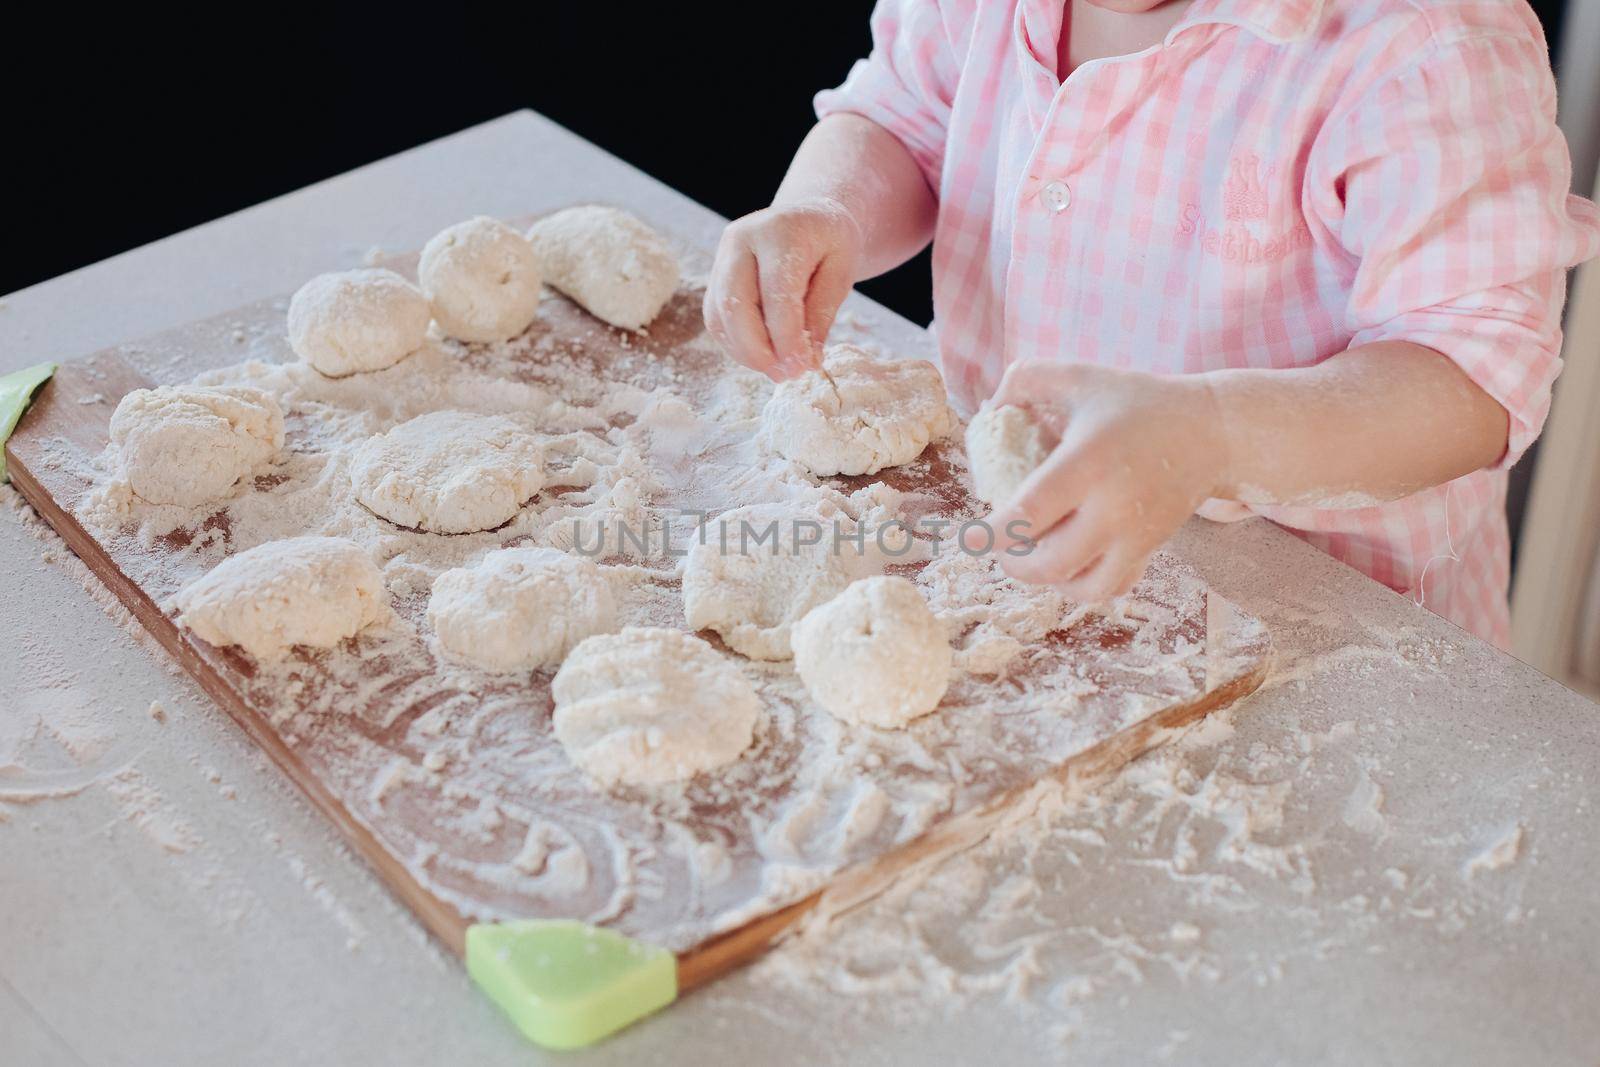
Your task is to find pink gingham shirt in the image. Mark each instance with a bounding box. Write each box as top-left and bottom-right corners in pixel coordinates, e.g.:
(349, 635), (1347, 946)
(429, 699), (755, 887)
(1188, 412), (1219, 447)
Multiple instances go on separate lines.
(816, 0), (1600, 647)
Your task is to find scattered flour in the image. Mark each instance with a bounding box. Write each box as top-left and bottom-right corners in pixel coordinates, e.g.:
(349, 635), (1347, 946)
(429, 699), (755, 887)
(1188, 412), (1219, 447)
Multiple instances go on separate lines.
(105, 768), (203, 854)
(1341, 763), (1387, 837)
(1464, 823), (1524, 878)
(708, 571), (1557, 1055)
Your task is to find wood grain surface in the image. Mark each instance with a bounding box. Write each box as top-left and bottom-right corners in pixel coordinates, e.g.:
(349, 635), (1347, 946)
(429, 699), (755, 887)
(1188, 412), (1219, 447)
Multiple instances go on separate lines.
(6, 235), (1270, 995)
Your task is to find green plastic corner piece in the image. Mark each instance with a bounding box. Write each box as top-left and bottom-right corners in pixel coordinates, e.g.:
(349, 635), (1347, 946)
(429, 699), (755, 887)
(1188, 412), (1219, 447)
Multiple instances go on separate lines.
(0, 361), (57, 484)
(466, 919), (677, 1051)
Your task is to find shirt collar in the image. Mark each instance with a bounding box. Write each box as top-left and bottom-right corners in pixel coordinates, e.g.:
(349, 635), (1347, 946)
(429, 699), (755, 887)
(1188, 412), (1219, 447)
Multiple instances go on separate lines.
(1171, 0), (1327, 45)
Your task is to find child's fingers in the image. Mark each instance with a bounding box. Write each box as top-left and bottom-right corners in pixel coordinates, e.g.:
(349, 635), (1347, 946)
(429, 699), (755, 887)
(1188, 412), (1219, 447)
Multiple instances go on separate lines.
(702, 285), (734, 354)
(991, 360), (1061, 410)
(755, 249), (813, 375)
(709, 247), (782, 379)
(990, 361), (1035, 407)
(703, 230), (738, 339)
(803, 251), (855, 358)
(998, 499), (1113, 587)
(979, 445), (1091, 556)
(989, 361), (1076, 438)
(1108, 550), (1152, 598)
(1056, 546), (1147, 605)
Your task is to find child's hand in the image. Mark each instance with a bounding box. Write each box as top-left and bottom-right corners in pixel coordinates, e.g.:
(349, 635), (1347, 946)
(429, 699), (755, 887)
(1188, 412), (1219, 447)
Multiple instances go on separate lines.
(975, 362), (1228, 603)
(703, 197), (862, 382)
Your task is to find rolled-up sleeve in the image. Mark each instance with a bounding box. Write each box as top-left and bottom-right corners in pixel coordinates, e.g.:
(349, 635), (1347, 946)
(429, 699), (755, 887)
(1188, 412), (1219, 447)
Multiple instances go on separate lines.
(1310, 32), (1600, 467)
(814, 0), (962, 194)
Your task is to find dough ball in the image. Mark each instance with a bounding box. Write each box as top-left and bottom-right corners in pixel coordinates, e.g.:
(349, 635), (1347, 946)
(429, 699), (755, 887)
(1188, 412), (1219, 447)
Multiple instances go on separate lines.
(350, 411), (545, 534)
(965, 403), (1049, 507)
(109, 385), (284, 507)
(526, 205), (680, 330)
(791, 576), (951, 729)
(428, 547), (616, 672)
(286, 268), (430, 377)
(173, 536), (388, 662)
(761, 344), (956, 476)
(418, 216), (543, 343)
(682, 502), (855, 661)
(551, 627), (759, 786)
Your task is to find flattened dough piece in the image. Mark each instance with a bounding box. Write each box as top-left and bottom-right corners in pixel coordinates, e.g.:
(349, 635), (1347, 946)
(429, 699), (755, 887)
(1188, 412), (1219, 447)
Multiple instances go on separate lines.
(110, 385), (284, 507)
(760, 344), (956, 476)
(792, 575), (951, 729)
(418, 216), (543, 343)
(428, 547), (616, 672)
(552, 627), (759, 786)
(965, 403), (1049, 507)
(350, 411), (545, 534)
(682, 502), (856, 661)
(287, 268), (431, 377)
(526, 205), (680, 330)
(173, 536), (388, 662)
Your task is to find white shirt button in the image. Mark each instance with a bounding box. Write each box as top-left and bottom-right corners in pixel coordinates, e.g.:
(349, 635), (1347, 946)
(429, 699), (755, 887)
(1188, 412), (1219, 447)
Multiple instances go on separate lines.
(1041, 180), (1071, 213)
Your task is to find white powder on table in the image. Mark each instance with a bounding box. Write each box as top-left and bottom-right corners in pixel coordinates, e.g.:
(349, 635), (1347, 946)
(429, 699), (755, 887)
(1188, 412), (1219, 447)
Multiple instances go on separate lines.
(719, 586), (1551, 1058)
(28, 275), (1280, 958)
(2, 304), (1555, 1061)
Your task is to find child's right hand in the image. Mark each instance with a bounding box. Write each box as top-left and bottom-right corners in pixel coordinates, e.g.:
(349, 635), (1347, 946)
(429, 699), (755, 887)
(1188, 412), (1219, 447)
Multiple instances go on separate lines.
(703, 196), (862, 382)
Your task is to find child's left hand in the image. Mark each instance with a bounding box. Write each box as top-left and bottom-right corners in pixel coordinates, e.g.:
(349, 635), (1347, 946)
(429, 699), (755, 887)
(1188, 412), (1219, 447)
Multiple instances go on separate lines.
(972, 361), (1228, 603)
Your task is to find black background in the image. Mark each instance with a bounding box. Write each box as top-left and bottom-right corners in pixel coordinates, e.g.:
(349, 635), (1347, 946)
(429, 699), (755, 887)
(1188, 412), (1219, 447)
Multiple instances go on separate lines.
(6, 2), (1571, 316)
(5, 6), (933, 322)
(5, 2), (1574, 322)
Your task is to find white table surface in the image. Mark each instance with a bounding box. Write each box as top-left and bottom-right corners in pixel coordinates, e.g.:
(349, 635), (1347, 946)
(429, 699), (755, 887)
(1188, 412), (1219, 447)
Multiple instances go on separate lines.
(3, 111), (1596, 1066)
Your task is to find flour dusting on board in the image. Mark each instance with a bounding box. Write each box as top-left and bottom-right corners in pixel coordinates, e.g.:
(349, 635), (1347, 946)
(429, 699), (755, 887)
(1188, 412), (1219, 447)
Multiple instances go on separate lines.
(19, 244), (1264, 955)
(2, 356), (1557, 1062)
(716, 601), (1550, 1053)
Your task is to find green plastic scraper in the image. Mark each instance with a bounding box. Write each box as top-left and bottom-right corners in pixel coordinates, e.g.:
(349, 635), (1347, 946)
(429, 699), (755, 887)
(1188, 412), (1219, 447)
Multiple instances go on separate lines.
(0, 361), (57, 483)
(466, 919), (678, 1050)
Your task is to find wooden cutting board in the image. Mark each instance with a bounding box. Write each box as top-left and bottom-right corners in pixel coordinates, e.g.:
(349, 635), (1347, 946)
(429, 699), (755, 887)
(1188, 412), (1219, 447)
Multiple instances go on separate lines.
(5, 229), (1270, 1010)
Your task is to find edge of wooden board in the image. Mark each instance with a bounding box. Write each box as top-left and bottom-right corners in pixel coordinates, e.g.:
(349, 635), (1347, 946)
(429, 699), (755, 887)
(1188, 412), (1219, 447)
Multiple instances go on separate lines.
(7, 352), (1270, 998)
(673, 646), (1269, 993)
(7, 394), (474, 957)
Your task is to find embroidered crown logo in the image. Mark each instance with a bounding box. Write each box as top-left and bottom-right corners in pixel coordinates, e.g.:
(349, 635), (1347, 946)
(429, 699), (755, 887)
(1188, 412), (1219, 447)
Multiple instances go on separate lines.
(1223, 154), (1268, 221)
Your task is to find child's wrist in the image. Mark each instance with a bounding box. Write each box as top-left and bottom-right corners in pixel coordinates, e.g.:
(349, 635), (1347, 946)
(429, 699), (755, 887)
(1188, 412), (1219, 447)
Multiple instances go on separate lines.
(1177, 372), (1236, 501)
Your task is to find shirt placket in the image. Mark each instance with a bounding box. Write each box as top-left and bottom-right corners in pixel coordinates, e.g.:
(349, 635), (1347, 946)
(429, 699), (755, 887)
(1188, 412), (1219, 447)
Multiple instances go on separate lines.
(1001, 18), (1172, 377)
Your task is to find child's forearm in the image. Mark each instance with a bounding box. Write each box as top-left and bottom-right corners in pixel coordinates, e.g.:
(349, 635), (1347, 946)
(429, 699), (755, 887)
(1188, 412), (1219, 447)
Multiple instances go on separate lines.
(1202, 341), (1510, 507)
(772, 113), (937, 280)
